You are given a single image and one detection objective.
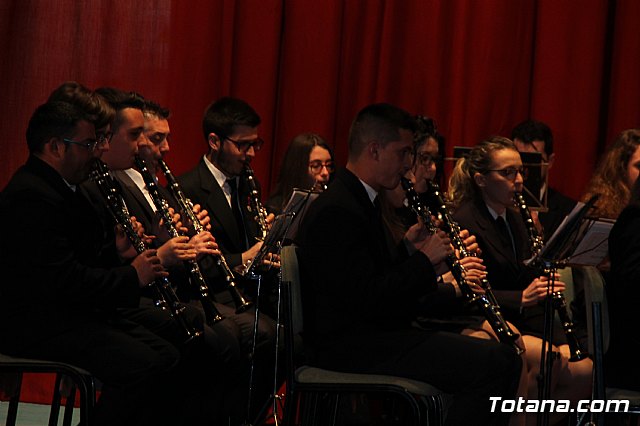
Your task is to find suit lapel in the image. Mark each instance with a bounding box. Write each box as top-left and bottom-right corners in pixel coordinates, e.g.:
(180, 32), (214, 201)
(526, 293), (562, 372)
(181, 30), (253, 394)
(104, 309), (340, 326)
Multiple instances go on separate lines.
(112, 170), (156, 232)
(197, 161), (243, 251)
(507, 208), (531, 262)
(473, 200), (520, 275)
(338, 169), (391, 261)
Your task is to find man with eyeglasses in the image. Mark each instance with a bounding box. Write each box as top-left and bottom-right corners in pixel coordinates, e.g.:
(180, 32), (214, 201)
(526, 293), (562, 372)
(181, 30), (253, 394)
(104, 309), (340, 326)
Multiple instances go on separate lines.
(177, 96), (279, 420)
(177, 97), (273, 276)
(511, 120), (576, 241)
(76, 87), (245, 424)
(0, 99), (187, 426)
(102, 96), (256, 422)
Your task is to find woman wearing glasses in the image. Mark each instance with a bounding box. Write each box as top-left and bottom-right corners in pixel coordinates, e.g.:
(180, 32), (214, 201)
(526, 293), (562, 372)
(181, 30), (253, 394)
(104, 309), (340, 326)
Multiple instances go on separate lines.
(449, 136), (592, 421)
(266, 133), (335, 214)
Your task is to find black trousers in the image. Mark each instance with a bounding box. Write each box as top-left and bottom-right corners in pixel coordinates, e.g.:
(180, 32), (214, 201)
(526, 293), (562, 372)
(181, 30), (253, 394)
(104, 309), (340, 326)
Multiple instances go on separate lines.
(313, 328), (522, 426)
(12, 315), (179, 426)
(122, 299), (248, 424)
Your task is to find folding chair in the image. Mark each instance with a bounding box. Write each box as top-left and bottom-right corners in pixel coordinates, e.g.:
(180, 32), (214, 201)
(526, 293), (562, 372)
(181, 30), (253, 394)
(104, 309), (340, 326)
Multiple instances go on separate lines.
(576, 266), (640, 425)
(280, 244), (448, 426)
(0, 353), (96, 426)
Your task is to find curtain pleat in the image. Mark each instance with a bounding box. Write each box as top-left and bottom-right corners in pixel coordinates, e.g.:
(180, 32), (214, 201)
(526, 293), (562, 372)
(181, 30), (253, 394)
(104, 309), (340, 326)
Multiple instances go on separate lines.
(1, 0), (638, 200)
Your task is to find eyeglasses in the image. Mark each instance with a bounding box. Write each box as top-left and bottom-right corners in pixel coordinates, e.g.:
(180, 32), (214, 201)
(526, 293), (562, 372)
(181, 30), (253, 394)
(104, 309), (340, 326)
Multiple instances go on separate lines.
(309, 161), (335, 174)
(486, 167), (527, 181)
(398, 147), (415, 161)
(96, 131), (113, 145)
(62, 137), (98, 151)
(416, 153), (441, 166)
(224, 136), (264, 153)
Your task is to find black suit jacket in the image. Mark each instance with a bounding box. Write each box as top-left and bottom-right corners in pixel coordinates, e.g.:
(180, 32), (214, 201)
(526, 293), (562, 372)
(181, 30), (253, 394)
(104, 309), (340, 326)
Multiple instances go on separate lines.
(111, 169), (229, 295)
(176, 158), (259, 269)
(453, 197), (572, 343)
(0, 156), (140, 351)
(111, 169), (178, 245)
(606, 202), (640, 390)
(539, 187), (576, 241)
(453, 197), (536, 318)
(296, 168), (438, 369)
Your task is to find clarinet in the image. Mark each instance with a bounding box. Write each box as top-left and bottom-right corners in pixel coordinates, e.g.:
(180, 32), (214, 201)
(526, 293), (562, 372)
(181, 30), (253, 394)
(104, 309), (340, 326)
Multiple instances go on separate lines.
(244, 164), (269, 241)
(134, 156), (225, 326)
(402, 177), (524, 355)
(89, 159), (200, 343)
(158, 159), (253, 314)
(425, 180), (500, 307)
(239, 164), (274, 277)
(514, 192), (586, 361)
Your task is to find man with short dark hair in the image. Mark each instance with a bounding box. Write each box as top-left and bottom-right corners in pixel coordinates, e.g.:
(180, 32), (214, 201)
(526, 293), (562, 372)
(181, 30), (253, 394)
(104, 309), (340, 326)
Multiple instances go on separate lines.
(297, 103), (523, 426)
(0, 100), (179, 426)
(177, 97), (278, 419)
(511, 120), (577, 240)
(181, 97), (266, 269)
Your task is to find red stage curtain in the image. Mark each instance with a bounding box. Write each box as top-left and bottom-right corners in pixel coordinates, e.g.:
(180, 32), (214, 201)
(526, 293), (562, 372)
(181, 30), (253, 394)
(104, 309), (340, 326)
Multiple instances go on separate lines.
(1, 0), (639, 200)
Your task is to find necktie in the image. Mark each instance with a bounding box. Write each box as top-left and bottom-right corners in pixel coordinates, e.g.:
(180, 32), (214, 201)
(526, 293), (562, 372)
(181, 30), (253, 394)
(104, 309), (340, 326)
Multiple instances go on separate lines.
(373, 195), (396, 257)
(495, 216), (516, 258)
(227, 178), (248, 250)
(373, 195), (381, 216)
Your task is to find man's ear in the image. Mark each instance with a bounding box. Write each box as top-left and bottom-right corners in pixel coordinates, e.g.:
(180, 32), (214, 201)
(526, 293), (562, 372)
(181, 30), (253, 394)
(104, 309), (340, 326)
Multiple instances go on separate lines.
(547, 152), (555, 170)
(473, 171), (486, 188)
(208, 133), (221, 151)
(368, 140), (380, 160)
(46, 137), (65, 158)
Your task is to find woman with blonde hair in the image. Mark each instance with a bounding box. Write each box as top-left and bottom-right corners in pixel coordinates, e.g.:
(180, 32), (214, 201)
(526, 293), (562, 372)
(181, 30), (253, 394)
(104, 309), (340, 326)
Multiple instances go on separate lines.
(449, 136), (592, 424)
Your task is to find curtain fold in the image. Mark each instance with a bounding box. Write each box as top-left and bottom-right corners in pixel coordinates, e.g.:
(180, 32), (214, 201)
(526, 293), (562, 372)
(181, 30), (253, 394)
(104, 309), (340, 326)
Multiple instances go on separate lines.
(1, 0), (638, 200)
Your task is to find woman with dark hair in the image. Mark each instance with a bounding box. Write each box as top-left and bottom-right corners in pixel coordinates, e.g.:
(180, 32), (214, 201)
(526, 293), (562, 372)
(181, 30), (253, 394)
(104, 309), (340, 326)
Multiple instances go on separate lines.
(266, 133), (334, 214)
(413, 115), (445, 190)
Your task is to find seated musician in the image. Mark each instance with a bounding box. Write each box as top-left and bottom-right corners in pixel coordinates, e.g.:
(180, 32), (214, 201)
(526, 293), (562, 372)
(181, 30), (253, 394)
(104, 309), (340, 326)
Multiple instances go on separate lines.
(297, 103), (522, 426)
(449, 136), (592, 423)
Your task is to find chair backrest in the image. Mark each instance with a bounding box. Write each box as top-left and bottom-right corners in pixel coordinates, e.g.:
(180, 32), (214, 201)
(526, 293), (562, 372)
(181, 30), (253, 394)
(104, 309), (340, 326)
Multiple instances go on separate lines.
(280, 243), (305, 396)
(280, 244), (304, 335)
(575, 265), (610, 354)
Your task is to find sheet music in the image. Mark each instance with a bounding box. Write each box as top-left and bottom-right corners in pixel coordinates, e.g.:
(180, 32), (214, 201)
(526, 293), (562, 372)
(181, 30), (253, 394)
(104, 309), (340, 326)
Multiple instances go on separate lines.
(541, 201), (587, 254)
(243, 189), (319, 276)
(525, 197), (611, 266)
(565, 219), (615, 266)
(281, 189), (319, 242)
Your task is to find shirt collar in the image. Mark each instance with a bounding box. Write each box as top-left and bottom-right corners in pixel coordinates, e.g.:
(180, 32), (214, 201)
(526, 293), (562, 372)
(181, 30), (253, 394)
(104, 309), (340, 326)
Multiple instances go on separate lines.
(123, 168), (146, 190)
(358, 178), (378, 205)
(62, 178), (76, 192)
(485, 203), (508, 222)
(203, 154), (231, 190)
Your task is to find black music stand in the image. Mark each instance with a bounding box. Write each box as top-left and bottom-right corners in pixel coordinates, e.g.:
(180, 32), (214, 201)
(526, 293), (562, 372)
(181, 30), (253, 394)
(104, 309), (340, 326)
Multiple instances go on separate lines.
(451, 146), (547, 211)
(245, 189), (320, 426)
(528, 196), (601, 426)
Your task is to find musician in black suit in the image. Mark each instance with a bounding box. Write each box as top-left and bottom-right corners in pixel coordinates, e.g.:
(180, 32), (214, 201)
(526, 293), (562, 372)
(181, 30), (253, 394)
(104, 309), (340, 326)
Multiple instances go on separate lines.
(511, 120), (577, 240)
(448, 136), (592, 412)
(102, 97), (254, 421)
(176, 96), (278, 417)
(177, 98), (268, 268)
(0, 100), (187, 426)
(606, 177), (640, 391)
(297, 104), (522, 426)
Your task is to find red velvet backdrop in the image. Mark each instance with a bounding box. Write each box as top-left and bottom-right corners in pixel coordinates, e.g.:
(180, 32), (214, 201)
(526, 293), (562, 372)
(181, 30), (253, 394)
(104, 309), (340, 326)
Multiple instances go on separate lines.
(1, 0), (639, 201)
